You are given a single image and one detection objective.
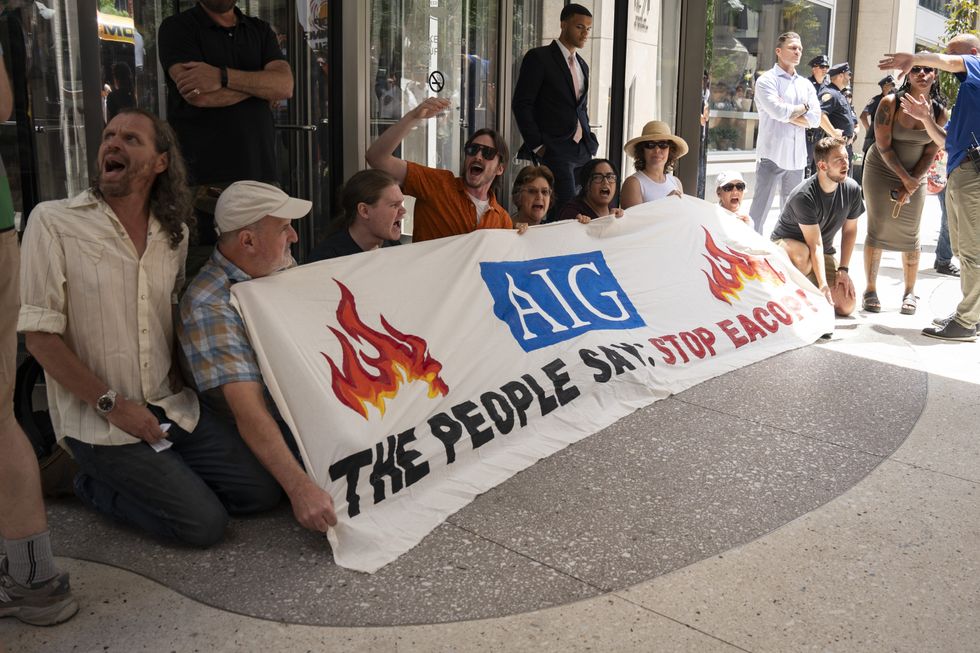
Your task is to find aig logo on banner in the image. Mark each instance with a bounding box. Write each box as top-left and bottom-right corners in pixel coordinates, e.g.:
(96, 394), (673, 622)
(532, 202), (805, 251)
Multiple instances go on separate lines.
(480, 251), (645, 352)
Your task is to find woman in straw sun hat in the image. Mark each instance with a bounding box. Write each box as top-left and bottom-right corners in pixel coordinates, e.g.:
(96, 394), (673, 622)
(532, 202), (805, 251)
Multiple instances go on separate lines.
(620, 120), (688, 209)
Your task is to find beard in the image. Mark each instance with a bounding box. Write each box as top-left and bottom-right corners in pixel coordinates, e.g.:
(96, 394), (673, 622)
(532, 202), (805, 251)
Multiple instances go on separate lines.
(96, 171), (133, 198)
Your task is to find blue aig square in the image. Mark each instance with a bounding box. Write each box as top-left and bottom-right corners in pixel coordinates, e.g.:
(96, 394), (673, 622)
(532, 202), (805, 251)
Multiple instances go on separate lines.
(479, 251), (646, 352)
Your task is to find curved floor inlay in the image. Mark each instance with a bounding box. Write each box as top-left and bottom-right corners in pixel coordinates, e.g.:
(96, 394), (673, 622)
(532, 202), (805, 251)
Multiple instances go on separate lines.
(48, 343), (926, 627)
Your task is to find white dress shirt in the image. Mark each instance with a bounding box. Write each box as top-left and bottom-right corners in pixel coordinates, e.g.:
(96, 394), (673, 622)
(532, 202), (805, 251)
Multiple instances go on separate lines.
(555, 40), (584, 100)
(753, 63), (821, 171)
(18, 191), (199, 446)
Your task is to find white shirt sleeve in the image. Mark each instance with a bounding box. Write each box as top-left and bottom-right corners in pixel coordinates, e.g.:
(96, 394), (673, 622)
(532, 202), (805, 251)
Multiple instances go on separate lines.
(753, 72), (797, 123)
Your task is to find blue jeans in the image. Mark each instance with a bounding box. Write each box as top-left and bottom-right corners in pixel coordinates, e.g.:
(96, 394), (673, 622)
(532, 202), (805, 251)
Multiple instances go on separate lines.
(66, 403), (282, 547)
(936, 188), (953, 265)
(748, 158), (804, 235)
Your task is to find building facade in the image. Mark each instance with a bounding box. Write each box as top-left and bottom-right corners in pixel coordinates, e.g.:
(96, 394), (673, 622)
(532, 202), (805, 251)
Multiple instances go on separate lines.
(0, 0), (964, 257)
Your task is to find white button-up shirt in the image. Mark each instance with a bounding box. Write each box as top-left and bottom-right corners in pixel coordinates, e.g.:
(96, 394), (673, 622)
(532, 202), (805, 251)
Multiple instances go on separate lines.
(753, 63), (821, 171)
(18, 190), (199, 446)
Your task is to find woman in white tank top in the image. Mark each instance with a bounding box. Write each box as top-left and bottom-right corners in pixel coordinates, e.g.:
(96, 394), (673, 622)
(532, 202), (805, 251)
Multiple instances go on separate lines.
(620, 120), (689, 209)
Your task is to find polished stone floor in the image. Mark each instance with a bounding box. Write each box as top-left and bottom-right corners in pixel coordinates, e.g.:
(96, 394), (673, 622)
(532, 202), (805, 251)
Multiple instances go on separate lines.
(3, 195), (979, 651)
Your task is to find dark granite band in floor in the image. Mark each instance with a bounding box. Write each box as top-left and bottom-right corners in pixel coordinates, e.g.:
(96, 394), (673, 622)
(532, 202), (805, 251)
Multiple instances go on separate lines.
(46, 343), (926, 627)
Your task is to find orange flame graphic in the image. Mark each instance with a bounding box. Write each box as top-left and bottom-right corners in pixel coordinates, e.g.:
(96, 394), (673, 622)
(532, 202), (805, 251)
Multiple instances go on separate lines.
(701, 227), (786, 304)
(322, 280), (449, 419)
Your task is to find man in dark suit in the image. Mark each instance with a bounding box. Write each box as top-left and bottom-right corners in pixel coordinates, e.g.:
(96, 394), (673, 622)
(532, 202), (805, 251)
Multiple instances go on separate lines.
(512, 4), (598, 217)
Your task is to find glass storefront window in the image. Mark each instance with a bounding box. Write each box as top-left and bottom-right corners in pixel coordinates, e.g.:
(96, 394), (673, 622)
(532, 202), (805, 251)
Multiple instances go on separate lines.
(368, 0), (499, 236)
(917, 0), (948, 16)
(15, 0), (90, 203)
(707, 0), (832, 155)
(97, 0), (173, 122)
(369, 0), (499, 174)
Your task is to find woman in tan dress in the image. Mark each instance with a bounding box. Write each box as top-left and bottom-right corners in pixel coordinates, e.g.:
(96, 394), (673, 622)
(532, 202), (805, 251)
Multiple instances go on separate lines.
(861, 67), (946, 314)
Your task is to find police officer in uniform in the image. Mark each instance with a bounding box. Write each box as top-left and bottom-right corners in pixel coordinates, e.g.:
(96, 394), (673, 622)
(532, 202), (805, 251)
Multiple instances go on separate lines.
(820, 62), (858, 168)
(805, 54), (831, 175)
(860, 75), (896, 157)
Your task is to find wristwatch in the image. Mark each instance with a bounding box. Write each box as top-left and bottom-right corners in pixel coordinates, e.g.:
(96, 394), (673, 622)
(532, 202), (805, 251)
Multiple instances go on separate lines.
(96, 389), (118, 415)
(220, 65), (229, 88)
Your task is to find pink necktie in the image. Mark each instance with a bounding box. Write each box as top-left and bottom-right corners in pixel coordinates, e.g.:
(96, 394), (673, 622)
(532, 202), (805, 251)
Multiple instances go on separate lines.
(569, 55), (583, 143)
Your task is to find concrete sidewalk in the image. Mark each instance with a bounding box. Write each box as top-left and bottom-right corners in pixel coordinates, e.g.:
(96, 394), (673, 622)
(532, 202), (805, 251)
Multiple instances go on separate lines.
(3, 195), (978, 653)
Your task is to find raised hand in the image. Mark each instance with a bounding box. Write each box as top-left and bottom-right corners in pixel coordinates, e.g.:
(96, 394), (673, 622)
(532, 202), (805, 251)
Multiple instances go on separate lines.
(900, 93), (931, 122)
(879, 53), (914, 76)
(409, 97), (451, 121)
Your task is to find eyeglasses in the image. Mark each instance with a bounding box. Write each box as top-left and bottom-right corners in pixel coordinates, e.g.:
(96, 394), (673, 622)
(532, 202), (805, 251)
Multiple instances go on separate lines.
(720, 183), (746, 192)
(910, 66), (935, 74)
(589, 173), (617, 184)
(522, 187), (552, 197)
(463, 143), (499, 160)
(642, 141), (672, 150)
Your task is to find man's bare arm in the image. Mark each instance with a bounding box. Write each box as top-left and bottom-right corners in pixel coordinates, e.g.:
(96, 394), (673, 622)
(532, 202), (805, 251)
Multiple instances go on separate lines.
(879, 51), (966, 76)
(799, 223), (827, 287)
(860, 111), (871, 132)
(171, 59), (293, 102)
(365, 97), (450, 184)
(819, 113), (842, 138)
(25, 332), (166, 442)
(169, 64), (250, 107)
(222, 381), (337, 532)
(838, 218), (858, 271)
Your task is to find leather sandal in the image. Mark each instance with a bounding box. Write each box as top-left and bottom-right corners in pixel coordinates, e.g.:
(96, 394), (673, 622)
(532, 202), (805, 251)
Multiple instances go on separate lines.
(900, 292), (918, 315)
(862, 290), (881, 313)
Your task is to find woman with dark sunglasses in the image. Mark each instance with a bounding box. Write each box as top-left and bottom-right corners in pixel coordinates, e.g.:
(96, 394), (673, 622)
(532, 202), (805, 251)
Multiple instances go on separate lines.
(861, 64), (947, 315)
(620, 120), (688, 209)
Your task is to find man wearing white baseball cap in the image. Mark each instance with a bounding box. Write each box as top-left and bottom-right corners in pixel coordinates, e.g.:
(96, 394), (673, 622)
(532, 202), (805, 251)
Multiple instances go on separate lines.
(715, 171), (751, 225)
(179, 181), (338, 533)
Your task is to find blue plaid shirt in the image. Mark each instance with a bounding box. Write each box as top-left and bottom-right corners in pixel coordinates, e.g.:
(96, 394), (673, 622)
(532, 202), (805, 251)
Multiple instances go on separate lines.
(178, 248), (262, 396)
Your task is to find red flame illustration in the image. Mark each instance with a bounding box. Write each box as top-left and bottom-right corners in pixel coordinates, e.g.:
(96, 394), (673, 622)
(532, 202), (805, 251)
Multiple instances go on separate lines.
(701, 227), (786, 304)
(322, 280), (449, 419)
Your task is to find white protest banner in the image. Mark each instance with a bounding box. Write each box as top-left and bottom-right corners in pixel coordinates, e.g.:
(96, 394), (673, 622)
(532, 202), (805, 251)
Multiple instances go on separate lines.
(231, 197), (834, 573)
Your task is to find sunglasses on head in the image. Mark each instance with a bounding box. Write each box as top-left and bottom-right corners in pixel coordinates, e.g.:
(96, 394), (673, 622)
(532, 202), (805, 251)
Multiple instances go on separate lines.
(642, 140), (671, 150)
(463, 143), (499, 159)
(910, 66), (935, 74)
(721, 182), (746, 192)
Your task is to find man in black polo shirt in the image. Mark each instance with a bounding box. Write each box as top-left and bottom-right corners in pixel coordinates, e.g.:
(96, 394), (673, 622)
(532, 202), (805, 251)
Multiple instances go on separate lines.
(158, 1), (293, 260)
(771, 136), (863, 317)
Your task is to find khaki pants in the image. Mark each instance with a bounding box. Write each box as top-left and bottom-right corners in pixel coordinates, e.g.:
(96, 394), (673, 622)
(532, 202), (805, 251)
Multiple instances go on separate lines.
(0, 229), (19, 423)
(946, 164), (980, 328)
(772, 237), (838, 287)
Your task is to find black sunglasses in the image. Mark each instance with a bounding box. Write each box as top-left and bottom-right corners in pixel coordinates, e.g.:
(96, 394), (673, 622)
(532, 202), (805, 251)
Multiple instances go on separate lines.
(463, 143), (499, 159)
(817, 64), (830, 69)
(642, 140), (671, 150)
(910, 66), (935, 74)
(721, 182), (746, 192)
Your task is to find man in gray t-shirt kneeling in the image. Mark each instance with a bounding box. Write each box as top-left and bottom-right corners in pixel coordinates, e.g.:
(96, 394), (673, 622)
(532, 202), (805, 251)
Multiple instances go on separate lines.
(771, 136), (864, 316)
